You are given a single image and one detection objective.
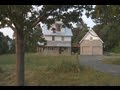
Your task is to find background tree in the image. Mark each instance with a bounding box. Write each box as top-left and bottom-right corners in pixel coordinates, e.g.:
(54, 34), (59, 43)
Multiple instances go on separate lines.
(0, 32), (9, 54)
(24, 24), (46, 52)
(0, 5), (93, 85)
(71, 23), (89, 53)
(91, 5), (120, 53)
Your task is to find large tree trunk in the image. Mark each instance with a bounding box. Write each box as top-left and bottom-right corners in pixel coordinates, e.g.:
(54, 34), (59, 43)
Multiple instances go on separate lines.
(15, 30), (24, 86)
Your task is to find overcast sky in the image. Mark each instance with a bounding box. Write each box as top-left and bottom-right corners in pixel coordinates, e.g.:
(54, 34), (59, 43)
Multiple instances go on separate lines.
(0, 11), (96, 39)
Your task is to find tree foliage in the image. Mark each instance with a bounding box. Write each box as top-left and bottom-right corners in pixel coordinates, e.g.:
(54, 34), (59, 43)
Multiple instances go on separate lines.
(91, 5), (120, 52)
(72, 24), (88, 44)
(24, 24), (46, 52)
(71, 23), (89, 53)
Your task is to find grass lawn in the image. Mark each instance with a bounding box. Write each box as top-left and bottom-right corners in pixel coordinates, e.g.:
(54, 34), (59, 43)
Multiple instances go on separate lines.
(0, 53), (120, 86)
(102, 56), (120, 65)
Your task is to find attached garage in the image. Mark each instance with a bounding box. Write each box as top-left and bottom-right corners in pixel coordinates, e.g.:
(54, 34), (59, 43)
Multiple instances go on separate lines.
(79, 30), (103, 55)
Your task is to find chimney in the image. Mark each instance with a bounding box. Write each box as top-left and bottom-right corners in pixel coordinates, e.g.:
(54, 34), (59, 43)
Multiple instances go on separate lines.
(55, 20), (63, 31)
(55, 23), (61, 31)
(52, 28), (56, 33)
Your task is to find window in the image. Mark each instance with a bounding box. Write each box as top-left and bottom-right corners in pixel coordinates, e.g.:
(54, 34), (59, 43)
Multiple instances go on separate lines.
(51, 28), (56, 33)
(52, 36), (55, 41)
(90, 37), (93, 40)
(61, 36), (64, 41)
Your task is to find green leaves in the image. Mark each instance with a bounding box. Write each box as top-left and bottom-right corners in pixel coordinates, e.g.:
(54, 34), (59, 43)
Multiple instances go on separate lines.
(0, 5), (93, 30)
(91, 5), (120, 52)
(91, 5), (120, 25)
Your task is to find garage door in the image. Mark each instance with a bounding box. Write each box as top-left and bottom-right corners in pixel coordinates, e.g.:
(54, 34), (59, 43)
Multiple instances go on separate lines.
(92, 46), (102, 55)
(82, 46), (92, 55)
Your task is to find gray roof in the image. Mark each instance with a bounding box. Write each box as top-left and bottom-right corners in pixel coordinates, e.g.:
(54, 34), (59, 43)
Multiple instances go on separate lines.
(46, 41), (71, 47)
(42, 25), (73, 36)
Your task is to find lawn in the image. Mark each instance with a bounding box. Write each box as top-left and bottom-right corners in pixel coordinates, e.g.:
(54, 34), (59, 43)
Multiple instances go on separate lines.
(102, 55), (120, 65)
(0, 53), (120, 86)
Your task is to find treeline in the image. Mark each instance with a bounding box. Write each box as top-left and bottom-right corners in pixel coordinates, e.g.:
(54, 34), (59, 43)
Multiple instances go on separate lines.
(91, 5), (120, 53)
(93, 23), (120, 53)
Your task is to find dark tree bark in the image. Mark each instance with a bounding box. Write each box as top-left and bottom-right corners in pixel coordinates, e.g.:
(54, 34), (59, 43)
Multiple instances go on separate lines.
(15, 29), (24, 86)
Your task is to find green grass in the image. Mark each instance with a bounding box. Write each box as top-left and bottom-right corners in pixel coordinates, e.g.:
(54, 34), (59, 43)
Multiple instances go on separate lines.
(102, 56), (120, 65)
(0, 53), (120, 86)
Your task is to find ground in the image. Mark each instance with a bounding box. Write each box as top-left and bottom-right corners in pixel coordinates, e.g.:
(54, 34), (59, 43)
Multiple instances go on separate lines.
(0, 53), (120, 86)
(102, 55), (120, 65)
(80, 55), (120, 75)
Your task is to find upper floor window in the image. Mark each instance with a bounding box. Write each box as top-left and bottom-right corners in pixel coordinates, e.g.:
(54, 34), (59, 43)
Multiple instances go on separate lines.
(90, 37), (93, 40)
(52, 36), (55, 41)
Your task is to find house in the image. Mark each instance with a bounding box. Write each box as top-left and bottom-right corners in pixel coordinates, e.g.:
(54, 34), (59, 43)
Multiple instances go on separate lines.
(79, 29), (104, 55)
(38, 20), (73, 55)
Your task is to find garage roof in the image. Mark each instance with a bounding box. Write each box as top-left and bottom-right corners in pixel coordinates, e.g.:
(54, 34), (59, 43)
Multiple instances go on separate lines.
(79, 29), (104, 44)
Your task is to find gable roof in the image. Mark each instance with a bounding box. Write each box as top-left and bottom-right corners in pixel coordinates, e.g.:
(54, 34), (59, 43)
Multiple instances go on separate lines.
(42, 26), (73, 36)
(42, 20), (73, 36)
(79, 29), (104, 44)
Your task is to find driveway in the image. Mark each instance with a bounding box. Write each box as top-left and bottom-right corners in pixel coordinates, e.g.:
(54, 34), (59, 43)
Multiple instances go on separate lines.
(80, 55), (120, 75)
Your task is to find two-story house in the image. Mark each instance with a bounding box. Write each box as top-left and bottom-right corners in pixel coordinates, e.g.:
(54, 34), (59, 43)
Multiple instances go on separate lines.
(38, 20), (73, 55)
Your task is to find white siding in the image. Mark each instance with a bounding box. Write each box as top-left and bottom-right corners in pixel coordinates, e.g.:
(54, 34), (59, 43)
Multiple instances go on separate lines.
(44, 36), (52, 41)
(55, 36), (61, 41)
(64, 37), (71, 41)
(85, 33), (100, 40)
(44, 36), (71, 42)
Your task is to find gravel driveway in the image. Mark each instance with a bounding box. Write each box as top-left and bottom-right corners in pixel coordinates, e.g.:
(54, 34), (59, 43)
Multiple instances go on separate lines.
(80, 55), (120, 75)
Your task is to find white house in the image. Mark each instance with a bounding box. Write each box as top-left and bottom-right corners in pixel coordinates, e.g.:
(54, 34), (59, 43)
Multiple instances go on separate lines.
(37, 20), (73, 54)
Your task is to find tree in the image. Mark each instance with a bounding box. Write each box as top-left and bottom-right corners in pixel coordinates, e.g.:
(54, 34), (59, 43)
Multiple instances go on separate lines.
(91, 5), (120, 52)
(72, 23), (88, 44)
(0, 32), (9, 54)
(91, 5), (120, 25)
(71, 23), (88, 53)
(0, 5), (93, 86)
(24, 24), (46, 52)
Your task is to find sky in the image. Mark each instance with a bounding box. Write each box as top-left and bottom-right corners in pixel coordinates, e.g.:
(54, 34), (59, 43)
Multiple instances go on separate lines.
(0, 11), (96, 39)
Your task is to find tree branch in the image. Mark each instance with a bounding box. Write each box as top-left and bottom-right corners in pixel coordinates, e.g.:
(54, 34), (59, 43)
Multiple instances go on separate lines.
(7, 20), (16, 32)
(31, 9), (54, 28)
(32, 14), (47, 28)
